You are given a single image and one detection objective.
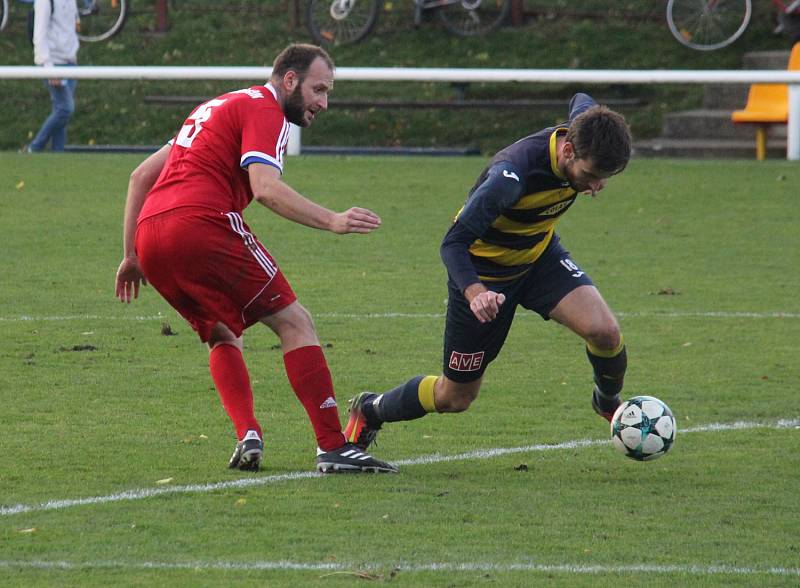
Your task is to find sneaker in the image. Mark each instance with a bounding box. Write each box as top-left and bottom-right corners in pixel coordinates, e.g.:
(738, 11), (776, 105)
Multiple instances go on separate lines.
(591, 385), (622, 423)
(79, 0), (99, 17)
(228, 429), (263, 472)
(316, 443), (398, 474)
(344, 392), (382, 451)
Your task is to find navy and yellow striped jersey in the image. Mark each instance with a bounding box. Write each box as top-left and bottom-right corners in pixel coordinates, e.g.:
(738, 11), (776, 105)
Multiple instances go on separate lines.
(440, 93), (597, 292)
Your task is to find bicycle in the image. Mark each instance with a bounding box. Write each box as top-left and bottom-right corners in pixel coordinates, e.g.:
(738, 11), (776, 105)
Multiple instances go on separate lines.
(0, 0), (128, 43)
(306, 0), (510, 47)
(667, 0), (800, 51)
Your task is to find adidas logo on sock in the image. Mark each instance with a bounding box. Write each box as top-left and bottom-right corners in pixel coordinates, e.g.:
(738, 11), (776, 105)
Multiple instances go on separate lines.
(319, 396), (337, 409)
(243, 429), (261, 441)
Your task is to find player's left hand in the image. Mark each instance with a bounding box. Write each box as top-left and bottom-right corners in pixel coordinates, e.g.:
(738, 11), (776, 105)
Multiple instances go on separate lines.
(330, 207), (381, 234)
(115, 257), (148, 303)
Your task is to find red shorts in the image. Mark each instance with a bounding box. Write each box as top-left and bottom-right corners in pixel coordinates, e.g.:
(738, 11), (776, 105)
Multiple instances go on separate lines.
(136, 207), (296, 342)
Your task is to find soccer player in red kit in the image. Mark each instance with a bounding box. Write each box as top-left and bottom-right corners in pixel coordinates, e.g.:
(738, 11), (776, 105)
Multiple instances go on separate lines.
(114, 44), (396, 474)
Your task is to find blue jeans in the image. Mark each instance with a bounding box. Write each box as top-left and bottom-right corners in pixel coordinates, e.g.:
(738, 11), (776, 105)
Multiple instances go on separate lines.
(30, 65), (77, 152)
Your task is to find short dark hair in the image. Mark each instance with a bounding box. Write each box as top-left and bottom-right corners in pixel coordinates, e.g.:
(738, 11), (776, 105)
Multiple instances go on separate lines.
(271, 44), (334, 82)
(565, 105), (632, 174)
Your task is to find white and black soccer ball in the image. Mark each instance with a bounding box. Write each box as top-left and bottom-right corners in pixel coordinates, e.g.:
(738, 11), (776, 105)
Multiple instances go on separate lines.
(610, 396), (676, 461)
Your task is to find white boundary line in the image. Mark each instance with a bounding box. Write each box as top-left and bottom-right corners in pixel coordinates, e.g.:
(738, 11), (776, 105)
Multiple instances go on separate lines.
(0, 559), (798, 577)
(2, 419), (797, 518)
(1, 310), (799, 323)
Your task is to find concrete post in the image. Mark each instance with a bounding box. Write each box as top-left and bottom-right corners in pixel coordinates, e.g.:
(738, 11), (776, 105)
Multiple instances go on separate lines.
(287, 124), (301, 156)
(788, 84), (800, 161)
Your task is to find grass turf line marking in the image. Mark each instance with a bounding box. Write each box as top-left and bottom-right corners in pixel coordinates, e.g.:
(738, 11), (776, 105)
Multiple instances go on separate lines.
(0, 559), (798, 577)
(1, 419), (797, 518)
(1, 310), (800, 323)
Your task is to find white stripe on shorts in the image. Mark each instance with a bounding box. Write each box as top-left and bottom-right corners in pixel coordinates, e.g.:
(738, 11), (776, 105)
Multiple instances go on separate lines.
(224, 212), (277, 278)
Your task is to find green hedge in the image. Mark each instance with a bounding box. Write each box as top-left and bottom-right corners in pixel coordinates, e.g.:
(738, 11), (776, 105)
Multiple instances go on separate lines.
(1, 0), (792, 152)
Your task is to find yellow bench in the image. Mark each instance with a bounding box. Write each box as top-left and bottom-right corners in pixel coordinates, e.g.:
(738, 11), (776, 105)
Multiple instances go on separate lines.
(731, 43), (800, 160)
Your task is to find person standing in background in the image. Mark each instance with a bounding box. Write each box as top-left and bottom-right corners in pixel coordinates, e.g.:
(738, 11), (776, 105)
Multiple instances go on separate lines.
(26, 0), (79, 152)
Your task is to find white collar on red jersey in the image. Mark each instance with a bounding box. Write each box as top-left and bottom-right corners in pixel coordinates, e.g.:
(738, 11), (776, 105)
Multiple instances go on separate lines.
(265, 83), (278, 101)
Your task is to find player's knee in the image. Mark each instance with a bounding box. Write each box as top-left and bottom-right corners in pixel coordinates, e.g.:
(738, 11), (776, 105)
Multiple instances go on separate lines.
(586, 321), (622, 352)
(264, 302), (320, 348)
(285, 303), (316, 336)
(207, 323), (242, 350)
(436, 381), (480, 413)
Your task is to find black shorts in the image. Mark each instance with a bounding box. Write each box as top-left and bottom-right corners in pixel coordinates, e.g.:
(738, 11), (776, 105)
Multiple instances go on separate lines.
(442, 239), (594, 383)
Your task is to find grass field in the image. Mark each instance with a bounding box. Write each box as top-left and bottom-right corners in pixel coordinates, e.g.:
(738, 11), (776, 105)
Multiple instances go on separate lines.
(1, 153), (799, 587)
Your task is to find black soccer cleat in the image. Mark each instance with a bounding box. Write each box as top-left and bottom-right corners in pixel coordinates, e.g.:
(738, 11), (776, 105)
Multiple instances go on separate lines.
(316, 443), (398, 474)
(344, 392), (382, 451)
(228, 430), (264, 472)
(591, 385), (622, 423)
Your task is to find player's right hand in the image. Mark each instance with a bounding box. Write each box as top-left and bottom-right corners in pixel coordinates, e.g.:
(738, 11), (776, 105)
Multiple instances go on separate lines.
(330, 207), (381, 234)
(468, 290), (506, 324)
(115, 257), (148, 303)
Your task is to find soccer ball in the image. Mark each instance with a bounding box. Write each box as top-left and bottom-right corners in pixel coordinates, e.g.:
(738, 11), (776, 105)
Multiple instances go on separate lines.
(610, 396), (676, 461)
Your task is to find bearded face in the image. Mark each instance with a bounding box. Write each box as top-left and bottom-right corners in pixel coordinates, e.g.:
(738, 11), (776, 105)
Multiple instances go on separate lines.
(283, 83), (307, 127)
(276, 57), (333, 127)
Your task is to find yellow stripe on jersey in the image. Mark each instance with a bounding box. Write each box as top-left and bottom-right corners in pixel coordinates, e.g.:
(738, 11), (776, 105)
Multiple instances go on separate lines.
(469, 230), (554, 267)
(550, 127), (568, 178)
(491, 214), (559, 236)
(511, 187), (575, 211)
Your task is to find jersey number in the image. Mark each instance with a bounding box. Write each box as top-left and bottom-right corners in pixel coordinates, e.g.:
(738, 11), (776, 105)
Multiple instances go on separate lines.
(175, 98), (227, 148)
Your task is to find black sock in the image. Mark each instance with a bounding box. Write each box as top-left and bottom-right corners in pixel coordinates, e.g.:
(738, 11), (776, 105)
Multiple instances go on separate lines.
(367, 375), (430, 423)
(586, 344), (627, 398)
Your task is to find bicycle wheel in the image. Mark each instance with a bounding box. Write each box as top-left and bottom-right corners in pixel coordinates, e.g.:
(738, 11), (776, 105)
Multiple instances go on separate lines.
(306, 0), (380, 46)
(438, 0), (510, 37)
(0, 0), (9, 33)
(78, 0), (128, 43)
(667, 0), (751, 51)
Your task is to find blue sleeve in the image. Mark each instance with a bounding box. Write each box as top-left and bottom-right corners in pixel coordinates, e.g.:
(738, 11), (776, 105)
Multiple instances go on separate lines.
(440, 223), (482, 293)
(456, 162), (525, 237)
(439, 162), (525, 292)
(568, 93), (598, 121)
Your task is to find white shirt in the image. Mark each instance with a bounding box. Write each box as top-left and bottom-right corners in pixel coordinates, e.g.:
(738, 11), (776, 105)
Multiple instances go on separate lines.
(33, 0), (79, 68)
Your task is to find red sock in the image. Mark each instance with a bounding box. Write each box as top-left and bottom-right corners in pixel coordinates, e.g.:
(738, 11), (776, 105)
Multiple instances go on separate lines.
(283, 345), (345, 451)
(209, 344), (261, 440)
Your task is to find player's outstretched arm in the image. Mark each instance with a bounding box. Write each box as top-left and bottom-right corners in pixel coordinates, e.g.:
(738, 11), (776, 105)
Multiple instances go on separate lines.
(248, 163), (380, 234)
(114, 143), (170, 303)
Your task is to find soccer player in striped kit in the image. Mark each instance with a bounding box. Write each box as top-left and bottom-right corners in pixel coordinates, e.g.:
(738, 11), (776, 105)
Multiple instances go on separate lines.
(114, 44), (396, 474)
(345, 94), (633, 454)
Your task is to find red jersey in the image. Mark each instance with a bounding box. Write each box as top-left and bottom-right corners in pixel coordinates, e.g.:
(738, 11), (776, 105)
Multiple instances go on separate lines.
(138, 84), (290, 222)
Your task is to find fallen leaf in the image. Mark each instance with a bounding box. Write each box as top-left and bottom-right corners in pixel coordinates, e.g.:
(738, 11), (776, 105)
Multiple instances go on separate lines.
(155, 477), (174, 485)
(15, 180), (25, 190)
